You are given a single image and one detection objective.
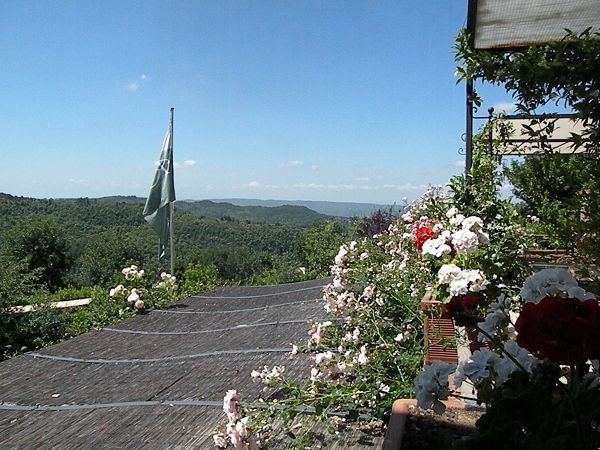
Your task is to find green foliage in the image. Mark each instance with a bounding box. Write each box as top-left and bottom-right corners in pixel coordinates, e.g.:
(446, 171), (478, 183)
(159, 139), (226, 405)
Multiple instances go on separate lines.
(504, 154), (600, 262)
(176, 200), (331, 227)
(9, 286), (96, 307)
(180, 263), (220, 295)
(0, 193), (344, 290)
(455, 28), (600, 150)
(6, 218), (71, 292)
(300, 221), (351, 278)
(252, 253), (305, 286)
(0, 249), (42, 306)
(73, 228), (156, 287)
(454, 27), (600, 264)
(450, 141), (531, 291)
(1, 286), (128, 361)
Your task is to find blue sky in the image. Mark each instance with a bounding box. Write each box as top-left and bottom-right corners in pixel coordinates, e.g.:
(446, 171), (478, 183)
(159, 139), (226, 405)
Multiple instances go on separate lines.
(1, 1), (514, 204)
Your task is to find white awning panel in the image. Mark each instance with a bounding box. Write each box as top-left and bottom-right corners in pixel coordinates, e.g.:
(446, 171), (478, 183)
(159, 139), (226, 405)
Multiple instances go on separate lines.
(492, 117), (589, 155)
(472, 0), (600, 50)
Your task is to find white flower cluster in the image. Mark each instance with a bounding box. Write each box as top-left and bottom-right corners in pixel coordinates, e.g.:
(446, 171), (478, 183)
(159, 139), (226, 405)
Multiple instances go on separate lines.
(454, 342), (540, 388)
(109, 284), (126, 298)
(323, 284), (356, 314)
(477, 294), (514, 343)
(122, 264), (144, 280)
(126, 288), (144, 310)
(307, 320), (333, 347)
(415, 343), (540, 412)
(404, 185), (449, 220)
(519, 268), (596, 303)
(213, 390), (258, 450)
(334, 240), (356, 266)
(309, 348), (353, 390)
(421, 213), (489, 258)
(414, 360), (455, 413)
(251, 365), (285, 387)
(156, 271), (177, 292)
(109, 284), (144, 310)
(323, 242), (363, 313)
(421, 230), (453, 258)
(437, 264), (488, 297)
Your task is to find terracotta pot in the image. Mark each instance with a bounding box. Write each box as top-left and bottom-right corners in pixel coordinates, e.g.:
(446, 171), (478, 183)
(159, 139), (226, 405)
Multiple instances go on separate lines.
(382, 399), (467, 450)
(420, 292), (458, 365)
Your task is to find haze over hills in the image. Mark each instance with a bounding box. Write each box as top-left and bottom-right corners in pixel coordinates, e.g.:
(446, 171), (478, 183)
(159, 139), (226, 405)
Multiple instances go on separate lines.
(209, 198), (403, 218)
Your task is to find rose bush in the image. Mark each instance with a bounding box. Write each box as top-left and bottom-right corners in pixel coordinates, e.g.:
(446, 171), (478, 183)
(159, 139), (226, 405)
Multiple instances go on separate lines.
(108, 265), (178, 313)
(212, 149), (533, 447)
(210, 141), (541, 447)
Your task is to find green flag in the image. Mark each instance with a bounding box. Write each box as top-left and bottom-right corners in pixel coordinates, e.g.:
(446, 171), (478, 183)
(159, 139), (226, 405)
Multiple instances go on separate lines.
(143, 109), (175, 258)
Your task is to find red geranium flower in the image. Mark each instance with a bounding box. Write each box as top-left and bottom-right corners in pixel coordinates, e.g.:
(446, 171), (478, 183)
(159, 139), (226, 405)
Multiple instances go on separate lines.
(515, 296), (600, 364)
(413, 221), (434, 251)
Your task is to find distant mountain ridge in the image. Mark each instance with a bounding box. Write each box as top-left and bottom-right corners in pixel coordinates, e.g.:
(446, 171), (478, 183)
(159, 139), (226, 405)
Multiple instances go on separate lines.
(95, 196), (331, 227)
(210, 198), (402, 217)
(1, 193), (394, 225)
(97, 196), (399, 219)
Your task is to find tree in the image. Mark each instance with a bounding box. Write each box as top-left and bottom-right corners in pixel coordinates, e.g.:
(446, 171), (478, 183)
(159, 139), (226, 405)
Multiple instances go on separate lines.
(455, 28), (600, 263)
(0, 248), (41, 306)
(300, 221), (350, 278)
(8, 219), (71, 292)
(505, 154), (600, 259)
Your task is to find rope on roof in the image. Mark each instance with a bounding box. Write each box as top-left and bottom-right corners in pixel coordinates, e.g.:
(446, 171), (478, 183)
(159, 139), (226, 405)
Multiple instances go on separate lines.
(27, 347), (293, 364)
(191, 284), (325, 299)
(155, 298), (321, 314)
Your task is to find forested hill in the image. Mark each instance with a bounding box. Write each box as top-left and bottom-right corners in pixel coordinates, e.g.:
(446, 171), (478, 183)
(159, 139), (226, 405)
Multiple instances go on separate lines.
(210, 198), (402, 217)
(0, 193), (349, 289)
(96, 196), (331, 226)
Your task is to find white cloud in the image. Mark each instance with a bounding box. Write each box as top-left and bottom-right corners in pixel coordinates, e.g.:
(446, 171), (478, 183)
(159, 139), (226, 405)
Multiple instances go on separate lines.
(245, 181), (260, 188)
(355, 176), (370, 182)
(311, 164), (320, 171)
(292, 183), (357, 190)
(395, 183), (427, 191)
(451, 159), (466, 168)
(277, 160), (303, 168)
(68, 178), (84, 184)
(491, 101), (516, 113)
(381, 182), (427, 191)
(126, 80), (140, 91)
(174, 160), (196, 169)
(125, 74), (149, 92)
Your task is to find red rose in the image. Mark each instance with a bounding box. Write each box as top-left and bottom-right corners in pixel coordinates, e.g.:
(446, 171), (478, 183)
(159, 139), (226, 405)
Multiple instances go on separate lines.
(515, 296), (600, 364)
(413, 221), (434, 250)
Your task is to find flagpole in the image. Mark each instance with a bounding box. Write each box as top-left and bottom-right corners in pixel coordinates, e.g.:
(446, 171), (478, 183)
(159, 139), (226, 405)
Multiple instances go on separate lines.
(169, 108), (175, 276)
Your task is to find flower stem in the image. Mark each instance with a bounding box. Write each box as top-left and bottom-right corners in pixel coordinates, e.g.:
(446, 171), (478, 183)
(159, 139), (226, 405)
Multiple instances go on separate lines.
(475, 327), (528, 372)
